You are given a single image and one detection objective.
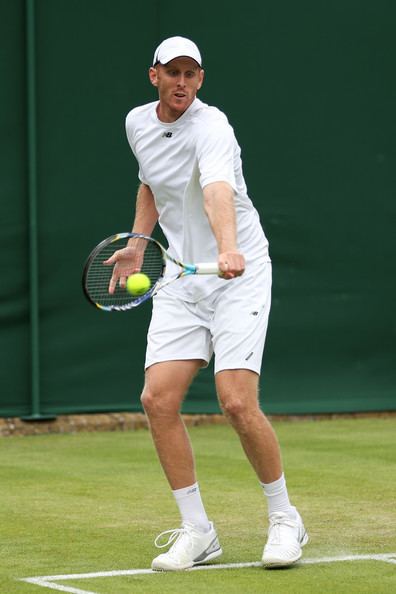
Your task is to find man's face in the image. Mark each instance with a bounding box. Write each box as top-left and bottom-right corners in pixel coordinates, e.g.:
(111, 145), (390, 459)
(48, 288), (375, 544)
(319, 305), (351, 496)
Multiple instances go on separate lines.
(149, 57), (204, 122)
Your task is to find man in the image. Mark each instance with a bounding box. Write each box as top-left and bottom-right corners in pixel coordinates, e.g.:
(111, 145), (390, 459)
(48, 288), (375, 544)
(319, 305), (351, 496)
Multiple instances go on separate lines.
(109, 36), (308, 571)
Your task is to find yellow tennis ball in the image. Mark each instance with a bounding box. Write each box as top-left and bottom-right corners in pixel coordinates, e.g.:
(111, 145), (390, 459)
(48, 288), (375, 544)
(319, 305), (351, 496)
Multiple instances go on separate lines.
(126, 273), (151, 296)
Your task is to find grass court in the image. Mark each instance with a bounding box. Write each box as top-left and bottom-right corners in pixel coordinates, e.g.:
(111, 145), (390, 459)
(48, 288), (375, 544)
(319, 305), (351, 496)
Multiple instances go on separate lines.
(1, 417), (395, 593)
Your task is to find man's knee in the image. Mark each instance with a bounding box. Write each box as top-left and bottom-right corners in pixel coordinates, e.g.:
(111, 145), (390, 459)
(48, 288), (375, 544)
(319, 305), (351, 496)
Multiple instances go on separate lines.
(219, 394), (246, 420)
(140, 386), (181, 417)
(217, 377), (261, 426)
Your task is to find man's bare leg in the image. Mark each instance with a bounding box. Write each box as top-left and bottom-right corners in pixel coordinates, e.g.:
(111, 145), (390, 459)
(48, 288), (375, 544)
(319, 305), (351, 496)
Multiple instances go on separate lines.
(215, 369), (282, 483)
(142, 360), (222, 571)
(215, 369), (308, 567)
(141, 359), (204, 489)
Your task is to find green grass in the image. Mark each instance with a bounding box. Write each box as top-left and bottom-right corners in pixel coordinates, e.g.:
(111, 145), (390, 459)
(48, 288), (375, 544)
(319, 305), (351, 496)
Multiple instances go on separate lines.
(1, 418), (395, 593)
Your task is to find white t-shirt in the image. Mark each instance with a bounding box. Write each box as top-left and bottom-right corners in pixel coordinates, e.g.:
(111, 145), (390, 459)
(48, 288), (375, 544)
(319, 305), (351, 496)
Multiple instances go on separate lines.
(125, 97), (269, 302)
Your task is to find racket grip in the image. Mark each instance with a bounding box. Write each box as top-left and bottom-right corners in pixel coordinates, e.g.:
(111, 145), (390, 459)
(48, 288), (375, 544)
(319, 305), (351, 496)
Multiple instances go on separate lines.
(194, 262), (219, 275)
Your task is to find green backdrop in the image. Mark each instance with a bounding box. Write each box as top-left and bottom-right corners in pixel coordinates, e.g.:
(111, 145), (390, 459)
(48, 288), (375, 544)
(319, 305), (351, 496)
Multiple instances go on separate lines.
(1, 0), (395, 417)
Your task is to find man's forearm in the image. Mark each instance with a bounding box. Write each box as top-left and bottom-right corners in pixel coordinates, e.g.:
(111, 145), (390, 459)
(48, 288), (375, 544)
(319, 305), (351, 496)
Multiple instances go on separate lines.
(203, 181), (238, 252)
(132, 183), (159, 236)
(203, 181), (245, 279)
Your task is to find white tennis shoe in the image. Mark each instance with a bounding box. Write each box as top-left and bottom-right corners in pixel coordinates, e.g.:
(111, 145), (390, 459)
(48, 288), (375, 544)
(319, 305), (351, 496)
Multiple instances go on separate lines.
(262, 509), (309, 568)
(152, 521), (222, 571)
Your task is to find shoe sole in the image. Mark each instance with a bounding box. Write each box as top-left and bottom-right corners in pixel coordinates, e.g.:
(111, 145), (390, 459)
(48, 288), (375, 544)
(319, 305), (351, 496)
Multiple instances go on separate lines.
(152, 547), (223, 571)
(262, 531), (309, 569)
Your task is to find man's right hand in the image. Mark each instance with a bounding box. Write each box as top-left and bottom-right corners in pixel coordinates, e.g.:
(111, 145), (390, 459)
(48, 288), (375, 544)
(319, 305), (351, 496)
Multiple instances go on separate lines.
(218, 250), (245, 280)
(104, 246), (144, 294)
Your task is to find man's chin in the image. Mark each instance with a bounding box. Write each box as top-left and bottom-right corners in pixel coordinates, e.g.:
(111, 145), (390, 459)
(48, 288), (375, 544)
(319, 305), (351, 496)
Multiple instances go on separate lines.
(171, 97), (192, 112)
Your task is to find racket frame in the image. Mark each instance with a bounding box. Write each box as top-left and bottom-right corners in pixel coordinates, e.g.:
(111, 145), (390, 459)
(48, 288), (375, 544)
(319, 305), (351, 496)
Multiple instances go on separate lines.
(82, 232), (219, 312)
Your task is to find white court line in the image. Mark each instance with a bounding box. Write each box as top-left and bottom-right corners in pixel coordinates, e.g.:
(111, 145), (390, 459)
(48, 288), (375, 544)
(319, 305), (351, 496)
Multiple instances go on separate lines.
(19, 578), (97, 594)
(20, 552), (396, 594)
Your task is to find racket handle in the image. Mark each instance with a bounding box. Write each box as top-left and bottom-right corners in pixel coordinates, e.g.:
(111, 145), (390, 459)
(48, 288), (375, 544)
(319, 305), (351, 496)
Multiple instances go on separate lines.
(194, 262), (219, 275)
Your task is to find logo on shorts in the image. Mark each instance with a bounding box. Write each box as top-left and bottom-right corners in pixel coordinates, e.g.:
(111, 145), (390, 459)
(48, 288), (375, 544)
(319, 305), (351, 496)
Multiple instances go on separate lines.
(250, 311), (259, 316)
(245, 352), (254, 361)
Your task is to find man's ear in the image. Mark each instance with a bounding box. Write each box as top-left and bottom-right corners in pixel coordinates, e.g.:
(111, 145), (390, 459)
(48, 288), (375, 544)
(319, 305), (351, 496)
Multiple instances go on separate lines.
(149, 66), (158, 87)
(197, 68), (205, 91)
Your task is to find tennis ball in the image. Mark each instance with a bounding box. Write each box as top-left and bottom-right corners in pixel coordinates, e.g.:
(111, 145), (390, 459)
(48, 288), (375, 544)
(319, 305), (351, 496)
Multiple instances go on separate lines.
(126, 273), (151, 296)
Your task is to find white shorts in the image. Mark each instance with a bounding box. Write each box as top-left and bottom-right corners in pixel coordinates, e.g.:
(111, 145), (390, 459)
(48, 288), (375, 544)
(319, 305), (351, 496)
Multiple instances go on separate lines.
(145, 262), (272, 375)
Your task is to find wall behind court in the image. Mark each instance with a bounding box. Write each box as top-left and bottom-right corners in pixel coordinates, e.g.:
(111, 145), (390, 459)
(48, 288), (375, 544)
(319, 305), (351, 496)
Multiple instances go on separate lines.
(1, 0), (395, 417)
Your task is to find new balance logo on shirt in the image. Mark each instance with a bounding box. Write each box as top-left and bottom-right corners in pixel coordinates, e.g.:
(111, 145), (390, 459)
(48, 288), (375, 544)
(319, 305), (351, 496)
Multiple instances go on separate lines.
(162, 132), (173, 138)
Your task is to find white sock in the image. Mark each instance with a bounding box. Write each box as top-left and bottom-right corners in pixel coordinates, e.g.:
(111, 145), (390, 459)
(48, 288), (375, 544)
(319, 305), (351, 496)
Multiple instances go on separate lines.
(172, 482), (211, 533)
(260, 473), (296, 518)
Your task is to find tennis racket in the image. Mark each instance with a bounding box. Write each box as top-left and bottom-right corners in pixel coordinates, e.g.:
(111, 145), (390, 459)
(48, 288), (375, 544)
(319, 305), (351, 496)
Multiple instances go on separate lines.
(82, 232), (219, 311)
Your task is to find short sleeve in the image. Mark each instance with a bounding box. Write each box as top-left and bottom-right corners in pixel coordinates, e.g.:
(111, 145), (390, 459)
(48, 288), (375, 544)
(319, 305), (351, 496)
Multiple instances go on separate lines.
(125, 110), (148, 185)
(196, 119), (237, 191)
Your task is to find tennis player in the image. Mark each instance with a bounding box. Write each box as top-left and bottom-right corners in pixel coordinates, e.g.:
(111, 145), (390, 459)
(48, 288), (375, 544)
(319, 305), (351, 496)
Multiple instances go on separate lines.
(114, 36), (308, 570)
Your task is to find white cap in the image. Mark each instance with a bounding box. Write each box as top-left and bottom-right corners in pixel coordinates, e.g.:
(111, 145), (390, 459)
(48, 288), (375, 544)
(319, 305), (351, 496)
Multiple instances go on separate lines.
(152, 36), (202, 67)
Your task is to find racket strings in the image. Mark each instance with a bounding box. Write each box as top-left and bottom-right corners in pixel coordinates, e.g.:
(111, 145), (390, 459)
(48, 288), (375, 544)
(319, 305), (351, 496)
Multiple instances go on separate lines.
(85, 236), (164, 308)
